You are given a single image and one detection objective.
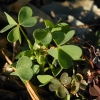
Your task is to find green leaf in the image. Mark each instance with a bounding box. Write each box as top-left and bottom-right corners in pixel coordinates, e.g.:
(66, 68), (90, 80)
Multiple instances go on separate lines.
(60, 30), (75, 45)
(58, 49), (73, 69)
(75, 73), (83, 82)
(51, 27), (61, 32)
(60, 72), (71, 85)
(33, 64), (40, 74)
(47, 48), (58, 59)
(0, 24), (16, 33)
(15, 50), (33, 59)
(64, 95), (70, 100)
(10, 71), (18, 76)
(20, 17), (37, 27)
(33, 29), (48, 41)
(17, 67), (33, 80)
(7, 26), (20, 42)
(44, 20), (54, 28)
(4, 12), (17, 25)
(18, 6), (32, 24)
(57, 23), (70, 33)
(49, 63), (62, 76)
(16, 56), (32, 68)
(41, 33), (52, 45)
(52, 31), (64, 46)
(50, 78), (61, 84)
(56, 85), (69, 98)
(37, 75), (53, 84)
(49, 83), (60, 91)
(18, 6), (37, 27)
(60, 45), (82, 60)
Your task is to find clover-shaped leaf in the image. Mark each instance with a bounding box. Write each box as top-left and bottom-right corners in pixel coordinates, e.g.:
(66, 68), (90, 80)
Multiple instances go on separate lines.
(7, 26), (20, 42)
(49, 83), (60, 91)
(18, 6), (37, 27)
(33, 29), (48, 41)
(16, 56), (32, 68)
(60, 72), (71, 86)
(17, 67), (33, 80)
(49, 77), (69, 98)
(11, 56), (33, 80)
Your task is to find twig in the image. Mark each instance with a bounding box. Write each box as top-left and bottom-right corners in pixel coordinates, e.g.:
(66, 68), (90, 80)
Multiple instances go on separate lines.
(12, 42), (16, 62)
(1, 49), (12, 65)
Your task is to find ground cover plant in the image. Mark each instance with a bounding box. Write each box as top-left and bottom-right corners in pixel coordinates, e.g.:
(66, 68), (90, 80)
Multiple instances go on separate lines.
(0, 6), (100, 100)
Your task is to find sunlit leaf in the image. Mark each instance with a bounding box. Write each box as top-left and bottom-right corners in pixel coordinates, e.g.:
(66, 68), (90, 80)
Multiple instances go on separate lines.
(10, 71), (18, 76)
(7, 26), (20, 42)
(18, 6), (37, 27)
(60, 45), (82, 60)
(44, 20), (54, 28)
(33, 64), (40, 74)
(37, 75), (53, 84)
(41, 32), (52, 45)
(16, 56), (32, 68)
(4, 12), (17, 25)
(0, 24), (16, 33)
(58, 49), (73, 69)
(21, 17), (37, 27)
(47, 48), (58, 59)
(18, 6), (32, 24)
(51, 27), (61, 32)
(17, 67), (33, 80)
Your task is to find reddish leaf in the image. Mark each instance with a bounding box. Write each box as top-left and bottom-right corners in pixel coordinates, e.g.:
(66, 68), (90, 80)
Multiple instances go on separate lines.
(89, 86), (99, 96)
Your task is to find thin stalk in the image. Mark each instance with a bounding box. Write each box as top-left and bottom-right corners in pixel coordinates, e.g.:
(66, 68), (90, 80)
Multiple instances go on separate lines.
(19, 26), (33, 50)
(25, 81), (40, 100)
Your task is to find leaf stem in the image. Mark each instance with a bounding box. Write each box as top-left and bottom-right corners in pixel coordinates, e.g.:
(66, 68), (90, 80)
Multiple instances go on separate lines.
(19, 26), (33, 50)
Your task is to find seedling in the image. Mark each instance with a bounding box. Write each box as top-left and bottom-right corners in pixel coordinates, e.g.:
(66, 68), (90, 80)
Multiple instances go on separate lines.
(0, 6), (85, 100)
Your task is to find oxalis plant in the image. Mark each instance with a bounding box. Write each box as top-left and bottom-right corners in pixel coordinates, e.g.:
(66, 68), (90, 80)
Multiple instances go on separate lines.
(0, 6), (85, 100)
